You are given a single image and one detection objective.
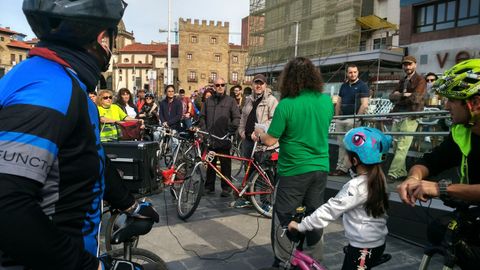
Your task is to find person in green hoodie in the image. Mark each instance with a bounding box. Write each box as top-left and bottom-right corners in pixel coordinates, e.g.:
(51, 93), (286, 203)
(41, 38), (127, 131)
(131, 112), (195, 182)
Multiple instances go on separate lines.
(397, 59), (480, 270)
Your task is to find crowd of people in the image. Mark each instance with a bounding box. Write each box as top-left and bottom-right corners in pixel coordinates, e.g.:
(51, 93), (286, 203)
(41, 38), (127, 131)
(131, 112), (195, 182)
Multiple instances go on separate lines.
(0, 1), (479, 270)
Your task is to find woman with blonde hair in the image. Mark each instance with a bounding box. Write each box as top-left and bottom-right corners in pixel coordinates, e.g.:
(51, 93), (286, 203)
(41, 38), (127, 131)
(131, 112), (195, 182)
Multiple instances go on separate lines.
(97, 89), (138, 141)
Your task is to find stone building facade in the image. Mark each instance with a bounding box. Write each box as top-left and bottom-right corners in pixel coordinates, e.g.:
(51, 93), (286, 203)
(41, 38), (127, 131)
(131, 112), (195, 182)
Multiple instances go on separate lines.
(0, 27), (31, 78)
(178, 18), (230, 93)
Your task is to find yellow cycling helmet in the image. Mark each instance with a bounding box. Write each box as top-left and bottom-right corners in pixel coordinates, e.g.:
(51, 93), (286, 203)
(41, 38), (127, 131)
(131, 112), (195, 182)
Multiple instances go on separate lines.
(433, 59), (480, 100)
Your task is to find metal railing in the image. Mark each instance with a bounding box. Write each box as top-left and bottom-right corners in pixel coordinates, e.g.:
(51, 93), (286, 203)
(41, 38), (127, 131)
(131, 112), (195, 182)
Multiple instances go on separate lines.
(329, 109), (451, 137)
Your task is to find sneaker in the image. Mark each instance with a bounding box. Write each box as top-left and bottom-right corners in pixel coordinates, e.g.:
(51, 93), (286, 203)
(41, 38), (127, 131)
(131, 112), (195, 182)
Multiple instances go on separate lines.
(231, 198), (252, 208)
(220, 189), (231, 197)
(261, 202), (272, 213)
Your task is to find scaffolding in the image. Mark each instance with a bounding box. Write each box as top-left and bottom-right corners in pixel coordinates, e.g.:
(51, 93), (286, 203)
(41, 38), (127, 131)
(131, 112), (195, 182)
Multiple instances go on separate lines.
(247, 0), (363, 71)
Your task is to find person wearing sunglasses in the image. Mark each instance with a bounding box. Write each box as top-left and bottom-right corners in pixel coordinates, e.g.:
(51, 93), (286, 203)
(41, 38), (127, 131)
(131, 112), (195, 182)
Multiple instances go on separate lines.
(139, 92), (159, 127)
(199, 77), (241, 197)
(98, 89), (138, 142)
(424, 72), (439, 105)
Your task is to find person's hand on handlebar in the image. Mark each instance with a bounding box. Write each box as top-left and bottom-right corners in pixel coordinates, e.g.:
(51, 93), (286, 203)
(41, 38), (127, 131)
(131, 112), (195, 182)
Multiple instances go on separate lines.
(123, 201), (159, 223)
(162, 122), (169, 128)
(397, 176), (424, 207)
(288, 221), (299, 232)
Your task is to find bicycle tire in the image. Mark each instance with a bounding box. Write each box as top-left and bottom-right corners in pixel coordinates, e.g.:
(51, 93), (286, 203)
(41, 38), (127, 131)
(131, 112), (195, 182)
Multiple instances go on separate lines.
(104, 212), (140, 252)
(107, 247), (169, 270)
(177, 162), (204, 220)
(249, 171), (274, 218)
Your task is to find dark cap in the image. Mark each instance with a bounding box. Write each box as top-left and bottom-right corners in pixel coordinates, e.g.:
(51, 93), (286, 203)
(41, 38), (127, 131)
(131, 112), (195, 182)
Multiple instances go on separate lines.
(253, 74), (267, 84)
(402, 55), (416, 64)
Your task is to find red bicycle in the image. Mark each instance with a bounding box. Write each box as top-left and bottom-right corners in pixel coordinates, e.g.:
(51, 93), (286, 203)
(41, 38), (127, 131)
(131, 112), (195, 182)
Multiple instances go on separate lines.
(176, 130), (276, 220)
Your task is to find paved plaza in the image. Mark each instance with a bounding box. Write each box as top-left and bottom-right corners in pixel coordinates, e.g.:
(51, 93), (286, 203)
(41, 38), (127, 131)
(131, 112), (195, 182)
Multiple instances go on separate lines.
(110, 180), (456, 270)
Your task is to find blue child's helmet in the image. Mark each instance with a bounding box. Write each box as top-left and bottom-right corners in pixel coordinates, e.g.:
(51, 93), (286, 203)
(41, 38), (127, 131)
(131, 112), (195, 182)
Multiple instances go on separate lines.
(343, 127), (392, 165)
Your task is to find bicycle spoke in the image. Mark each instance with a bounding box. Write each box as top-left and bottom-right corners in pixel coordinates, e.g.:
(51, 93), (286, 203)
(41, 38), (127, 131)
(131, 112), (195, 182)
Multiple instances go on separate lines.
(249, 171), (274, 218)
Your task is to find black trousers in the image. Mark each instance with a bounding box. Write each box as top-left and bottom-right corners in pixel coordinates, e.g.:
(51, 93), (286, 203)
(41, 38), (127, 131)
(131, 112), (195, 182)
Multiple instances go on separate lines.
(342, 244), (385, 270)
(205, 148), (232, 191)
(271, 170), (327, 264)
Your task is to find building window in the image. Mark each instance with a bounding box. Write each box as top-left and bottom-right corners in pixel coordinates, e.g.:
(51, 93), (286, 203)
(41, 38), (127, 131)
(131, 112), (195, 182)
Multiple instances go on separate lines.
(0, 37), (4, 41)
(187, 53), (192, 60)
(415, 0), (479, 33)
(190, 35), (198, 43)
(209, 72), (217, 83)
(19, 55), (23, 62)
(458, 0), (480, 27)
(359, 40), (367, 51)
(210, 36), (217, 44)
(119, 69), (123, 74)
(119, 76), (123, 81)
(373, 38), (387, 50)
(232, 55), (239, 63)
(231, 72), (238, 83)
(188, 70), (197, 82)
(10, 54), (15, 63)
(123, 58), (129, 63)
(214, 54), (221, 62)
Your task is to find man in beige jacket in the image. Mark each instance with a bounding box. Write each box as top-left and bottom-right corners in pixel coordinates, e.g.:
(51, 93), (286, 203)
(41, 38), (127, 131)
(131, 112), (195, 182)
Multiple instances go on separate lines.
(233, 74), (279, 208)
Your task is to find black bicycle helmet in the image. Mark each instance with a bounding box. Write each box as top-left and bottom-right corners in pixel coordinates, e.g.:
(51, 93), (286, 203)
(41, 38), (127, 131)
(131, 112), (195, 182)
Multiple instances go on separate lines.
(23, 0), (127, 47)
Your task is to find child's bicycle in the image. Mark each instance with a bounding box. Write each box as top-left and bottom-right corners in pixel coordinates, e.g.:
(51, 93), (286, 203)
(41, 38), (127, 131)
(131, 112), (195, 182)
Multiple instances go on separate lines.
(176, 130), (276, 220)
(274, 207), (391, 270)
(418, 199), (480, 270)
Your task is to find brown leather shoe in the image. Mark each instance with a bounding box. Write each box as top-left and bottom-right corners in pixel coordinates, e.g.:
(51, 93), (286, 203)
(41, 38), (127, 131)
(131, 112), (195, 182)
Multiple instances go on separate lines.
(329, 169), (348, 176)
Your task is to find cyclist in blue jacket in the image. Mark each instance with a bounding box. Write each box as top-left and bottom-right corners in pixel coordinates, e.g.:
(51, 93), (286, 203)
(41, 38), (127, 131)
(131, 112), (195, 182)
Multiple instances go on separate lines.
(0, 1), (157, 269)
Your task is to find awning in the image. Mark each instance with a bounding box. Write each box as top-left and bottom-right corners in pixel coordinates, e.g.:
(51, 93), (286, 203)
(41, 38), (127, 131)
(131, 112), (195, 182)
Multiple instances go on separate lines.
(356, 15), (398, 31)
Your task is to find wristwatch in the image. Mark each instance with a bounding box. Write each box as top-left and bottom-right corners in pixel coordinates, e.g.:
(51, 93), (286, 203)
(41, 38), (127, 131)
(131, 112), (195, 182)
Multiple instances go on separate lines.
(438, 179), (452, 199)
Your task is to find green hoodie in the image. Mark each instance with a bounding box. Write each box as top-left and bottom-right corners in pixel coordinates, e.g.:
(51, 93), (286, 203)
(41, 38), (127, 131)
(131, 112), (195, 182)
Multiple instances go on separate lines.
(451, 124), (472, 184)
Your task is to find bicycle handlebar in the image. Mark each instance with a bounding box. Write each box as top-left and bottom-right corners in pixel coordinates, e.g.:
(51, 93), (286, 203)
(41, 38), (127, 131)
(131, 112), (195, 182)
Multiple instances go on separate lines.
(194, 129), (231, 141)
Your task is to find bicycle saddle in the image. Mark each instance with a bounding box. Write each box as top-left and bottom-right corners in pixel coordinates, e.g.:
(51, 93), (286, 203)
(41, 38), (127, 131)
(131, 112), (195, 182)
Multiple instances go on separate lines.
(110, 217), (154, 244)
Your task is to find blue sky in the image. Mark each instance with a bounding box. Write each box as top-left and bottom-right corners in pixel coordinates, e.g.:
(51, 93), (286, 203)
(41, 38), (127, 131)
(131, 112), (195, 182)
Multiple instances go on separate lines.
(0, 0), (250, 44)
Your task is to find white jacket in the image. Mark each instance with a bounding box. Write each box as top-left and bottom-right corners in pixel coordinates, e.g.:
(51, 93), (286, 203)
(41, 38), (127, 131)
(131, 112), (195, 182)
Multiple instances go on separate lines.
(298, 175), (388, 248)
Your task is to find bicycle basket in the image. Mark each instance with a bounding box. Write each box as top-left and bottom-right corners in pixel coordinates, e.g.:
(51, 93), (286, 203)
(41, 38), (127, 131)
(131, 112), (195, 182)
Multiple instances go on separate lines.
(116, 121), (142, 140)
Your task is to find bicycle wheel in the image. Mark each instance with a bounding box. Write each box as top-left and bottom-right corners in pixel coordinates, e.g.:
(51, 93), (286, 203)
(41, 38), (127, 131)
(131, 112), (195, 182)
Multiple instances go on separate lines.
(104, 212), (139, 252)
(249, 171), (274, 218)
(107, 247), (169, 270)
(177, 162), (204, 220)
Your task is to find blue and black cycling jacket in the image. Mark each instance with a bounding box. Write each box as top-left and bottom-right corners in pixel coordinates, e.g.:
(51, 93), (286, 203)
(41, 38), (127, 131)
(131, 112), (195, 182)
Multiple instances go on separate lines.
(0, 56), (104, 270)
